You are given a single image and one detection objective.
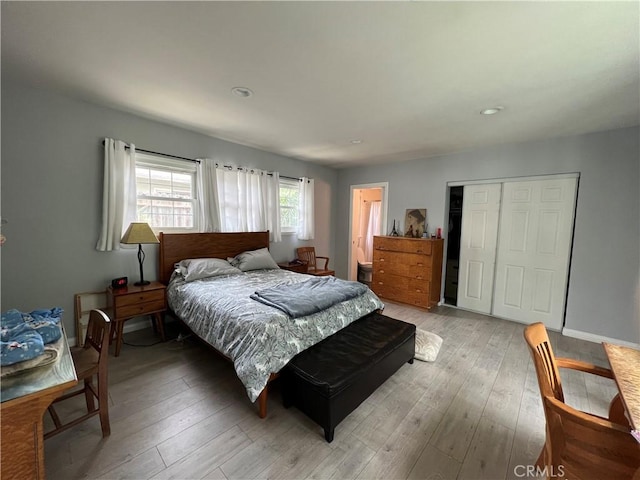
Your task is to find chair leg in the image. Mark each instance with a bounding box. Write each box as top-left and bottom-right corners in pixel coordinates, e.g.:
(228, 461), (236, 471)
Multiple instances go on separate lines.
(48, 405), (62, 429)
(97, 372), (110, 437)
(84, 378), (96, 412)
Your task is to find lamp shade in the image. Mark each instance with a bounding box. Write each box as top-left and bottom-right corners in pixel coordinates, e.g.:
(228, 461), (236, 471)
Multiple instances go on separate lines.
(120, 222), (159, 245)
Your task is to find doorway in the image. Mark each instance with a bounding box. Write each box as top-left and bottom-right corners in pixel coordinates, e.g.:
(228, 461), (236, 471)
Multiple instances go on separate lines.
(348, 183), (389, 282)
(444, 186), (463, 305)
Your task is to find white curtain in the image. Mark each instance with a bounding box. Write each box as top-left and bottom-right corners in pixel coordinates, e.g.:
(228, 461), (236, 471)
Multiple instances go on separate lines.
(216, 166), (281, 242)
(196, 158), (221, 232)
(297, 177), (314, 240)
(96, 138), (137, 251)
(364, 201), (382, 261)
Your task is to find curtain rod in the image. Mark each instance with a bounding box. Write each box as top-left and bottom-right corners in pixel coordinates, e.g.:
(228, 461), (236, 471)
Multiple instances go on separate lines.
(101, 140), (305, 182)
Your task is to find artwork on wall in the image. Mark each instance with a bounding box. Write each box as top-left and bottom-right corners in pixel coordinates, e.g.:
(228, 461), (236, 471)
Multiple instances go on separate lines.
(405, 209), (427, 238)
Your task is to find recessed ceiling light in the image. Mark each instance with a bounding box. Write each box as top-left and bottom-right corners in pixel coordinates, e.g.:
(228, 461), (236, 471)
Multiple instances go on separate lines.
(350, 139), (363, 144)
(231, 87), (253, 98)
(480, 106), (504, 115)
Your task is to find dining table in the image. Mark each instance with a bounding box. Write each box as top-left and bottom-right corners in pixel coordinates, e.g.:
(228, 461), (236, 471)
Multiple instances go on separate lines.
(603, 342), (640, 442)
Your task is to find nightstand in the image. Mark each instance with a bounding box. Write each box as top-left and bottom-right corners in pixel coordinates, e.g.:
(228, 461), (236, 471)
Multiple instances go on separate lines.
(107, 281), (166, 357)
(278, 262), (308, 274)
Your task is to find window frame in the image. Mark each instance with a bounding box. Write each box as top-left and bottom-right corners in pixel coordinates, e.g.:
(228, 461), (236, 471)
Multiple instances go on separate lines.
(134, 152), (199, 233)
(279, 177), (300, 234)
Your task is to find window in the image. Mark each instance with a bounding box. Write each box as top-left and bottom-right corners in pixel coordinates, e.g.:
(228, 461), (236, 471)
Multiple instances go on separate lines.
(135, 153), (197, 231)
(279, 178), (300, 233)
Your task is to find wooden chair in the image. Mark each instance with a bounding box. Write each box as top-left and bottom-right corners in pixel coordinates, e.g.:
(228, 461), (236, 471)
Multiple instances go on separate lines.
(524, 322), (639, 479)
(296, 247), (335, 276)
(45, 309), (111, 439)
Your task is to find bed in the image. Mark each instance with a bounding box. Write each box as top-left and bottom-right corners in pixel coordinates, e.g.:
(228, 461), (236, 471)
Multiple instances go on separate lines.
(158, 232), (384, 418)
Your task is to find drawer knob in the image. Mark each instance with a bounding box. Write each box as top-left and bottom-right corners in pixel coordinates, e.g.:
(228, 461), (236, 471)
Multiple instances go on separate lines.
(379, 270), (385, 273)
(379, 258), (385, 262)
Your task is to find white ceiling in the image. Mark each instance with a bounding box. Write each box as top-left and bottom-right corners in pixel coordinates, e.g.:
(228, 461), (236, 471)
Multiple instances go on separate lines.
(2, 2), (638, 168)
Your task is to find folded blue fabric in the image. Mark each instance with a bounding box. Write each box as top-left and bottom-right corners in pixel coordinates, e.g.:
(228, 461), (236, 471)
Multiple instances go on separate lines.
(0, 307), (63, 366)
(0, 309), (24, 341)
(0, 330), (45, 366)
(22, 308), (62, 344)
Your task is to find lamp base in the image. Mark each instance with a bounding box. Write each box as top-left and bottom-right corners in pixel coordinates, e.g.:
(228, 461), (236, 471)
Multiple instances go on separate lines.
(134, 280), (151, 286)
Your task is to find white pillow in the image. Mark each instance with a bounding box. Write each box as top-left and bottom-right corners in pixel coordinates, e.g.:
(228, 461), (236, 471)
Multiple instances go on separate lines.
(176, 258), (243, 282)
(414, 329), (443, 362)
(229, 247), (279, 272)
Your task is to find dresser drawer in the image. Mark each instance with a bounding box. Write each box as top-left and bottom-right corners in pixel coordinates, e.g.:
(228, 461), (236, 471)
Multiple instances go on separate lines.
(114, 288), (165, 308)
(373, 281), (430, 307)
(372, 273), (430, 295)
(373, 251), (433, 278)
(117, 299), (165, 319)
(374, 237), (432, 255)
(401, 292), (432, 308)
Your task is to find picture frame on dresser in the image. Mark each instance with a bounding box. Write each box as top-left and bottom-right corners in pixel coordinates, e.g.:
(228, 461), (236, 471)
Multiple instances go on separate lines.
(404, 209), (427, 238)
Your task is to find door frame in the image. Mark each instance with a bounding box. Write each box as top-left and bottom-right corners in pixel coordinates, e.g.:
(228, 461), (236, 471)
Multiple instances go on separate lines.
(348, 182), (389, 281)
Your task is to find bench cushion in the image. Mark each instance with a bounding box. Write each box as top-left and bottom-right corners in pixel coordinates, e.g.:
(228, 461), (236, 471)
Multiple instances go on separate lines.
(283, 311), (416, 442)
(287, 312), (416, 397)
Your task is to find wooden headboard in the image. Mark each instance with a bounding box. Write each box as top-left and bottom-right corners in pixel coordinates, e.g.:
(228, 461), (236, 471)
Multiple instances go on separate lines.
(158, 231), (270, 284)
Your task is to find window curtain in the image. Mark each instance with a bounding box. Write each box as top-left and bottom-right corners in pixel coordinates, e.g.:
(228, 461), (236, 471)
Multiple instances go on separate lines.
(364, 200), (382, 261)
(196, 158), (221, 232)
(297, 177), (314, 240)
(96, 138), (137, 251)
(216, 166), (281, 242)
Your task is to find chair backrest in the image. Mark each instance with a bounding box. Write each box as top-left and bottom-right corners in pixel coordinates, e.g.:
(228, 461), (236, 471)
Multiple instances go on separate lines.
(543, 396), (640, 479)
(296, 247), (317, 271)
(524, 322), (564, 403)
(84, 309), (111, 367)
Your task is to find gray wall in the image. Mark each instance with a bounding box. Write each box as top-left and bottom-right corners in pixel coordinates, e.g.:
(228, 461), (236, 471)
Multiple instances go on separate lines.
(336, 127), (640, 343)
(3, 79), (638, 344)
(1, 81), (337, 333)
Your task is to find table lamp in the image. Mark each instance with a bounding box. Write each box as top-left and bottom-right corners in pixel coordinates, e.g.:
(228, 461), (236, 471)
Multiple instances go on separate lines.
(120, 222), (159, 286)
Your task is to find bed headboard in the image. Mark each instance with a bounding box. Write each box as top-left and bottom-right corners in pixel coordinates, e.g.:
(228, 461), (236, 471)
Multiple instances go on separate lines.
(158, 231), (270, 285)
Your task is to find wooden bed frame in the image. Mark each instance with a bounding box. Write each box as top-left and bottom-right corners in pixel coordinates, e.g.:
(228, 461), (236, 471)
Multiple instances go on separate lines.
(158, 231), (276, 418)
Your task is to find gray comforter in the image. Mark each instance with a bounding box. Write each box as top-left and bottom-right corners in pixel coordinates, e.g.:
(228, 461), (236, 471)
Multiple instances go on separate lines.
(167, 269), (384, 402)
(250, 276), (368, 318)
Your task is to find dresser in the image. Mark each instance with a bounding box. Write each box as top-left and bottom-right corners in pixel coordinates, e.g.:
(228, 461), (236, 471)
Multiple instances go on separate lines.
(371, 236), (444, 309)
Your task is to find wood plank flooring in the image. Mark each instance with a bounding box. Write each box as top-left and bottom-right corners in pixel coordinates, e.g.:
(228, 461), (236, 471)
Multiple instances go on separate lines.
(43, 303), (619, 480)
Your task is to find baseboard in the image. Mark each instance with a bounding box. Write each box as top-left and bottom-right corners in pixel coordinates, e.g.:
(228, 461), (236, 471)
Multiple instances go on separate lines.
(437, 302), (639, 348)
(562, 328), (640, 349)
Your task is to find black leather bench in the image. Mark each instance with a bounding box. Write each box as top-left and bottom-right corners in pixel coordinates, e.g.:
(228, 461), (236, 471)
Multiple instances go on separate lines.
(282, 311), (416, 442)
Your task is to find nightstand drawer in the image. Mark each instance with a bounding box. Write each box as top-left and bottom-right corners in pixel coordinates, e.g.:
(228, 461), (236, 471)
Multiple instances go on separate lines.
(117, 299), (165, 319)
(114, 289), (165, 308)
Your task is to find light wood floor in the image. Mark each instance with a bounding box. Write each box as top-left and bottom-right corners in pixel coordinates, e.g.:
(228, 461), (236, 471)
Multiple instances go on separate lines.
(44, 303), (619, 480)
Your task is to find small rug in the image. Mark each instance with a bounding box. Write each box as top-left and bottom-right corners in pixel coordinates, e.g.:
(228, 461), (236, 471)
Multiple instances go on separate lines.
(414, 329), (443, 362)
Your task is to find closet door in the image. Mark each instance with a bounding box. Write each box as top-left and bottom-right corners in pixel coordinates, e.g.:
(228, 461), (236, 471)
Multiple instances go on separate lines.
(493, 178), (577, 329)
(457, 184), (501, 314)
